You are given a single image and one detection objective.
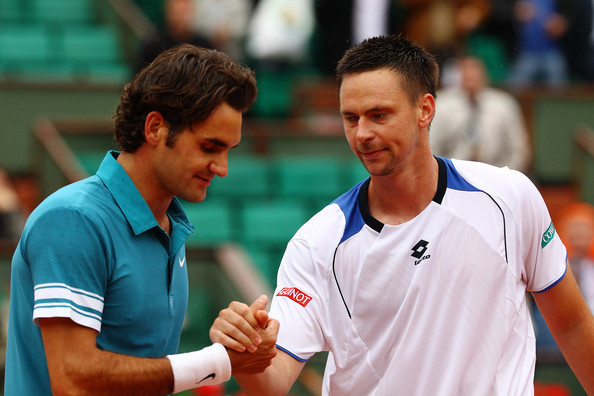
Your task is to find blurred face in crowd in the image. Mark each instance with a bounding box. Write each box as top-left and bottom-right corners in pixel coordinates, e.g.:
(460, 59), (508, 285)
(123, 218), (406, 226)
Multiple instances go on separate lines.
(460, 57), (487, 98)
(165, 0), (196, 38)
(567, 220), (594, 259)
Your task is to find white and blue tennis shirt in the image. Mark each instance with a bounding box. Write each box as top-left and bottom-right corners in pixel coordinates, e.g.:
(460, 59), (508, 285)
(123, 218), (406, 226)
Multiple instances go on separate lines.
(270, 157), (567, 396)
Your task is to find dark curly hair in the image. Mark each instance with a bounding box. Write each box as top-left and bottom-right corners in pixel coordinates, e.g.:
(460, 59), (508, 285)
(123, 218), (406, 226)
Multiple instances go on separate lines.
(336, 34), (439, 104)
(114, 44), (257, 152)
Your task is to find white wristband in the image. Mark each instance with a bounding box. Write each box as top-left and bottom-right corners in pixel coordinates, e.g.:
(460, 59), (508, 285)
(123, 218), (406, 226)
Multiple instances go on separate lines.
(166, 343), (231, 394)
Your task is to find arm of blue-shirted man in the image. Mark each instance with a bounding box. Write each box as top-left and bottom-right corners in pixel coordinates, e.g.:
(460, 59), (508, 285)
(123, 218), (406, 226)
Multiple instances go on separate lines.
(532, 261), (594, 394)
(40, 317), (174, 395)
(39, 314), (277, 395)
(210, 295), (306, 396)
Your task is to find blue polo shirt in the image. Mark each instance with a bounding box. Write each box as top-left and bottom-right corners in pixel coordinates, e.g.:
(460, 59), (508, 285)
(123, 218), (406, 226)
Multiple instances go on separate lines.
(5, 151), (193, 395)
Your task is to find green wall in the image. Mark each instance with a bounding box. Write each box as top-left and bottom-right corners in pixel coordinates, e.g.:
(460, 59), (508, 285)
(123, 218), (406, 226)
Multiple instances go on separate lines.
(532, 96), (594, 184)
(0, 82), (122, 173)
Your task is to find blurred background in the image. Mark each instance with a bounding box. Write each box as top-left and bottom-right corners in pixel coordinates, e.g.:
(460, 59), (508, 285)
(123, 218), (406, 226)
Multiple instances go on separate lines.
(0, 0), (594, 394)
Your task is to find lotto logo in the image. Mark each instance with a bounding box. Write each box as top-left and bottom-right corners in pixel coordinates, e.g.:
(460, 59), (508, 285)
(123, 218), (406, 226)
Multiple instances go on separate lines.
(276, 287), (312, 307)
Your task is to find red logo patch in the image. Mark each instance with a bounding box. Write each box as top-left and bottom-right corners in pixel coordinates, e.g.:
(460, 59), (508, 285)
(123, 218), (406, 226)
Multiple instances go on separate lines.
(276, 287), (312, 307)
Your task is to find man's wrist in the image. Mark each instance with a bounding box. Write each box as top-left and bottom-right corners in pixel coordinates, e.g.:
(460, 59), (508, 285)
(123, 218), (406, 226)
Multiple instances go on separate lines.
(166, 343), (231, 394)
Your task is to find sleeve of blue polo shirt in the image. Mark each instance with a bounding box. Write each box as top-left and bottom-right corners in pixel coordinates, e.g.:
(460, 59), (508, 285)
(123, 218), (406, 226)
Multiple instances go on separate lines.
(24, 204), (108, 332)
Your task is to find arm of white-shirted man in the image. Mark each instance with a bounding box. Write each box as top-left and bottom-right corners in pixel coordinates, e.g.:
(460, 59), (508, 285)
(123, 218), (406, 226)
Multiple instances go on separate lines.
(532, 262), (594, 394)
(234, 350), (306, 396)
(210, 296), (306, 395)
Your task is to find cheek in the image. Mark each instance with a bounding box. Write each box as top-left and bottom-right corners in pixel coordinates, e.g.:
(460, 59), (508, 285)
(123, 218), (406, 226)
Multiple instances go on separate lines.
(191, 155), (215, 174)
(177, 145), (206, 169)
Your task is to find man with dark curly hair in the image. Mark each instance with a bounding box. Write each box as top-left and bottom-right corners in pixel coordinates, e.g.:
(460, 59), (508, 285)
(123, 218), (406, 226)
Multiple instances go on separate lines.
(5, 44), (278, 396)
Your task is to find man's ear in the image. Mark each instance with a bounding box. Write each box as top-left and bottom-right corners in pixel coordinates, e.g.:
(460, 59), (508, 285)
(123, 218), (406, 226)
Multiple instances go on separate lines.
(144, 111), (167, 146)
(418, 93), (435, 129)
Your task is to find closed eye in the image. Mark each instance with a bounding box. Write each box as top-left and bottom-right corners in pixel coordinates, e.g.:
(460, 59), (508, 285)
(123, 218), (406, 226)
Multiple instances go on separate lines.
(343, 114), (359, 123)
(202, 144), (218, 153)
(201, 137), (236, 154)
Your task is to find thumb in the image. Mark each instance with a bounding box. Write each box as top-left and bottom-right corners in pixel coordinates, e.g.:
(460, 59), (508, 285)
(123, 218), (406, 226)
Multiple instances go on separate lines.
(249, 294), (268, 313)
(255, 309), (271, 329)
(264, 317), (280, 334)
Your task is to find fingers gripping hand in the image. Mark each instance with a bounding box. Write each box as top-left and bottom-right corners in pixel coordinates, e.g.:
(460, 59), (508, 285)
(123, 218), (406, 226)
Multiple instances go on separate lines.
(210, 295), (269, 353)
(250, 294), (270, 329)
(228, 316), (280, 375)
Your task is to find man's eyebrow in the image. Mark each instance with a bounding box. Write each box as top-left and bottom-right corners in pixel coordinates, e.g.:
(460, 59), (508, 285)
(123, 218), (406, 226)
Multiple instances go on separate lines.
(341, 107), (386, 116)
(205, 138), (239, 149)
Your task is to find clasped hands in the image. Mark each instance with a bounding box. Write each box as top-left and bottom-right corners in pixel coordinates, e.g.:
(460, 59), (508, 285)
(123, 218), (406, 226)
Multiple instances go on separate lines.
(210, 295), (279, 374)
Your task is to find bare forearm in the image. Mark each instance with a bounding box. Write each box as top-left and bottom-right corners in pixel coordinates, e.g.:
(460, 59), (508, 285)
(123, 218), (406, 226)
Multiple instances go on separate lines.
(533, 265), (594, 395)
(50, 349), (173, 396)
(554, 314), (594, 395)
(235, 368), (292, 396)
(233, 351), (305, 396)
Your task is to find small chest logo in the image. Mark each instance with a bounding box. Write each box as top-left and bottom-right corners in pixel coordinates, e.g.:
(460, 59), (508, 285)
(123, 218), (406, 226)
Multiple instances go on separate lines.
(276, 287), (313, 307)
(411, 239), (431, 265)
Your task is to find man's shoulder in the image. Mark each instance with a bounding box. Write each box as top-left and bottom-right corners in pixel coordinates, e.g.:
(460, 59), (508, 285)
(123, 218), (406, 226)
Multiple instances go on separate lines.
(449, 158), (529, 184)
(294, 181), (367, 250)
(447, 158), (539, 205)
(31, 176), (112, 220)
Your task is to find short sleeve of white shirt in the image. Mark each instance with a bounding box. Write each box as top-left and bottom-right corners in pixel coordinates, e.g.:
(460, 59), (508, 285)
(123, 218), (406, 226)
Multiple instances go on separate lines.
(512, 170), (567, 292)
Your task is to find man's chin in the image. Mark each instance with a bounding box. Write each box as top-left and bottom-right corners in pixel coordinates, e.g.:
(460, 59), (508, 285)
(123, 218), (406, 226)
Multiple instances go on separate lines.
(363, 164), (393, 177)
(178, 190), (207, 204)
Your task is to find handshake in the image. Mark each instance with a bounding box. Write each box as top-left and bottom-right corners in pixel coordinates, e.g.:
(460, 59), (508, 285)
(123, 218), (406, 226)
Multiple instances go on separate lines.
(168, 295), (281, 394)
(210, 295), (280, 375)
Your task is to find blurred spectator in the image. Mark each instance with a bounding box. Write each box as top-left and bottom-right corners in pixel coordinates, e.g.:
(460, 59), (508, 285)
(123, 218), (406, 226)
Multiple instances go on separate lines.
(191, 0), (253, 61)
(481, 0), (518, 62)
(133, 0), (167, 27)
(241, 0), (316, 119)
(0, 169), (25, 243)
(245, 0), (315, 69)
(135, 0), (213, 73)
(560, 0), (594, 82)
(430, 56), (531, 174)
(557, 202), (594, 312)
(313, 0), (406, 76)
(400, 0), (491, 66)
(507, 0), (569, 89)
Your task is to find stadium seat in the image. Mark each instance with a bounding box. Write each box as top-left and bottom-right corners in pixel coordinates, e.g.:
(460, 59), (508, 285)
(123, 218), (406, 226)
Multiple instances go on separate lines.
(238, 199), (307, 286)
(207, 156), (272, 202)
(239, 200), (308, 246)
(0, 24), (53, 66)
(0, 0), (25, 22)
(76, 150), (107, 176)
(250, 70), (295, 118)
(61, 26), (122, 64)
(30, 0), (94, 25)
(244, 245), (283, 288)
(347, 160), (369, 187)
(182, 201), (235, 246)
(59, 25), (129, 83)
(272, 156), (346, 208)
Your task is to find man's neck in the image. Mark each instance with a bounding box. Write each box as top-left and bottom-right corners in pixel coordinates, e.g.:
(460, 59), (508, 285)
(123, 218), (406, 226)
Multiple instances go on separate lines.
(367, 155), (439, 226)
(117, 151), (173, 231)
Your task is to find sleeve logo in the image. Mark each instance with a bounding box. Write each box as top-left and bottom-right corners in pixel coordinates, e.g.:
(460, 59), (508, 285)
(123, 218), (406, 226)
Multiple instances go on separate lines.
(276, 287), (312, 307)
(541, 221), (556, 248)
